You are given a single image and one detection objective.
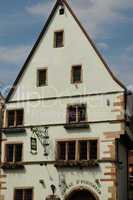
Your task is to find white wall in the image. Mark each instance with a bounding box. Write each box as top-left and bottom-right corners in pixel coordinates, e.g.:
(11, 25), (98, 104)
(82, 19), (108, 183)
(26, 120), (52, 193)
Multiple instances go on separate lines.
(5, 93), (124, 126)
(10, 4), (123, 102)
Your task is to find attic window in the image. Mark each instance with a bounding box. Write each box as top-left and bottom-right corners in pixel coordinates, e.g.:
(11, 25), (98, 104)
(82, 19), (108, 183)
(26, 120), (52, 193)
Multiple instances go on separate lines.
(37, 69), (47, 87)
(54, 31), (64, 48)
(71, 65), (82, 84)
(59, 6), (64, 15)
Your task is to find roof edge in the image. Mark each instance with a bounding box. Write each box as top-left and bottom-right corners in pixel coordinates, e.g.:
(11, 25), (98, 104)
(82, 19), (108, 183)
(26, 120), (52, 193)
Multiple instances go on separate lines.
(6, 0), (60, 102)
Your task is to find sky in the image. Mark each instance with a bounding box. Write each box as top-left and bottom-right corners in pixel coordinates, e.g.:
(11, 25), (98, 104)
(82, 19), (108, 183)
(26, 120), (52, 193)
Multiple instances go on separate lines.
(0, 0), (133, 95)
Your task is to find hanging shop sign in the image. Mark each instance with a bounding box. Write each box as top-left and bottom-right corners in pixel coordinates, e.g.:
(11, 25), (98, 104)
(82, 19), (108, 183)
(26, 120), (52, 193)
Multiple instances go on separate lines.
(30, 137), (37, 154)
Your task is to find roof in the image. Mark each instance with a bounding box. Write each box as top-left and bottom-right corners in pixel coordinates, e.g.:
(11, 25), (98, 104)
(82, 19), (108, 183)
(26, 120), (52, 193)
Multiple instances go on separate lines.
(6, 0), (126, 102)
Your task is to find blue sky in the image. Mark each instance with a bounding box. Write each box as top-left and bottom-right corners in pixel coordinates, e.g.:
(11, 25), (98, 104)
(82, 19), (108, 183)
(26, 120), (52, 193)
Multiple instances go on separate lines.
(0, 0), (133, 94)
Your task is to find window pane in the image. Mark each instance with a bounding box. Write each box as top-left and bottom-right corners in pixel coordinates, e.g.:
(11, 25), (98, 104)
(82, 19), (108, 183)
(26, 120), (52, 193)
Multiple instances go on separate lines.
(72, 66), (81, 83)
(78, 104), (86, 122)
(58, 142), (66, 160)
(15, 144), (22, 162)
(68, 106), (76, 123)
(24, 189), (33, 200)
(6, 144), (14, 162)
(8, 110), (15, 127)
(14, 189), (23, 200)
(16, 110), (23, 126)
(90, 140), (97, 160)
(38, 69), (47, 86)
(79, 141), (87, 160)
(68, 142), (75, 160)
(55, 31), (63, 48)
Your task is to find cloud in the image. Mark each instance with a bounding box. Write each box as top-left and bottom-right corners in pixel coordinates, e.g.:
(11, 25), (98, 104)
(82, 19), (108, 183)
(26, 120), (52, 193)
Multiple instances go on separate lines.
(125, 45), (133, 54)
(26, 1), (53, 16)
(26, 0), (133, 37)
(0, 45), (31, 64)
(109, 44), (133, 86)
(97, 42), (109, 50)
(127, 85), (133, 92)
(70, 0), (133, 37)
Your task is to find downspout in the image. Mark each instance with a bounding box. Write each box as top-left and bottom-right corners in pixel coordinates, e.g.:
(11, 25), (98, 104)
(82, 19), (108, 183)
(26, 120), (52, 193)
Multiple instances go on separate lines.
(115, 138), (119, 200)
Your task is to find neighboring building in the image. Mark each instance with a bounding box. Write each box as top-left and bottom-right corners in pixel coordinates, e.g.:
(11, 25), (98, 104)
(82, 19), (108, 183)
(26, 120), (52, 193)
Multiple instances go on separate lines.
(129, 151), (133, 200)
(0, 93), (4, 127)
(0, 92), (4, 200)
(0, 0), (133, 200)
(0, 92), (4, 154)
(127, 92), (133, 200)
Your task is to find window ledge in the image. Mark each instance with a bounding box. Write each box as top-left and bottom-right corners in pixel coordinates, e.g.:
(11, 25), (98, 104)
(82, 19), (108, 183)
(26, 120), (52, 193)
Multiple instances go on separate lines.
(1, 163), (25, 170)
(46, 195), (61, 200)
(55, 160), (99, 168)
(64, 123), (89, 129)
(2, 127), (25, 134)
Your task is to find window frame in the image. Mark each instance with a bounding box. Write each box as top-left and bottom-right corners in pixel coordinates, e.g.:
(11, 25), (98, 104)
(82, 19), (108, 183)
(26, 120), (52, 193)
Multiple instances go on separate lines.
(67, 103), (87, 124)
(14, 187), (33, 200)
(6, 109), (24, 128)
(71, 65), (83, 84)
(56, 138), (99, 161)
(4, 142), (23, 163)
(37, 68), (48, 87)
(54, 30), (64, 48)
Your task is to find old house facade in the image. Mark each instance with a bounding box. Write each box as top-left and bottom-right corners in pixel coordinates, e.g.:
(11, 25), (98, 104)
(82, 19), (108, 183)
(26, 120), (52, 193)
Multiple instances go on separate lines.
(0, 0), (132, 200)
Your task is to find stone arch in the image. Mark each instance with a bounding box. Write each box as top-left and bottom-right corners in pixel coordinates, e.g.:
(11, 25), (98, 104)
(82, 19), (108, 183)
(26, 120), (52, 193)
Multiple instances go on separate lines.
(64, 186), (99, 200)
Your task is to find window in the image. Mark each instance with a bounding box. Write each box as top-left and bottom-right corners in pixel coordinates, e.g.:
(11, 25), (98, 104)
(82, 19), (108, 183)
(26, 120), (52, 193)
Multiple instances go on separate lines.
(58, 142), (66, 160)
(79, 141), (88, 160)
(8, 110), (15, 127)
(58, 141), (76, 161)
(90, 140), (98, 160)
(57, 140), (97, 161)
(54, 31), (64, 48)
(67, 104), (86, 123)
(5, 143), (23, 163)
(14, 188), (33, 200)
(79, 140), (97, 160)
(59, 7), (64, 15)
(71, 65), (82, 83)
(68, 141), (76, 160)
(7, 109), (23, 127)
(37, 69), (47, 87)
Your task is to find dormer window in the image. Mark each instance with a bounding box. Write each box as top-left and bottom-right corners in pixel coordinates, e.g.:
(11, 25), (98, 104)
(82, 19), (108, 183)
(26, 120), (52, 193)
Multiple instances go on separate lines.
(7, 109), (23, 128)
(71, 65), (82, 84)
(67, 104), (87, 123)
(54, 31), (64, 48)
(37, 68), (47, 87)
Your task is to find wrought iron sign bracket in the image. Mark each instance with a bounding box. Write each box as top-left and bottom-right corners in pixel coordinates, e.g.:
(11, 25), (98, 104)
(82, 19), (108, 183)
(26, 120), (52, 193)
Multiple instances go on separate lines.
(31, 126), (49, 156)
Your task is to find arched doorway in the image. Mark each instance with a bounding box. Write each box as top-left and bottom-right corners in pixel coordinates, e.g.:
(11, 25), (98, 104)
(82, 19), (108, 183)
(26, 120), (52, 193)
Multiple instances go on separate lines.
(66, 189), (97, 200)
